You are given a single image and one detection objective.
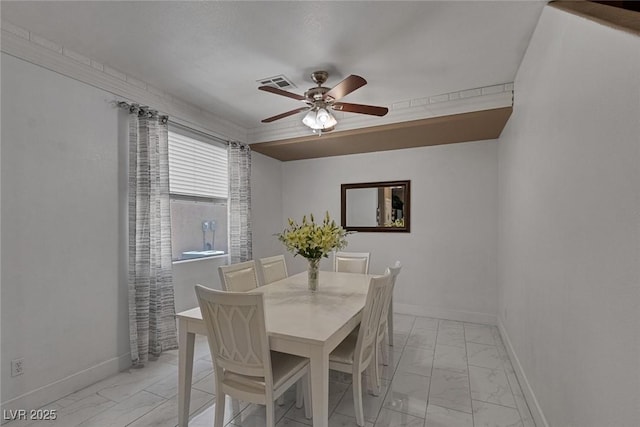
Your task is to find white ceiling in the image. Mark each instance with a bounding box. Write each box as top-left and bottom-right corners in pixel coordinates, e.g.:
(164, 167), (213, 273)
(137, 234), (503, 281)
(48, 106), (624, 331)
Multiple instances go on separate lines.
(1, 1), (545, 137)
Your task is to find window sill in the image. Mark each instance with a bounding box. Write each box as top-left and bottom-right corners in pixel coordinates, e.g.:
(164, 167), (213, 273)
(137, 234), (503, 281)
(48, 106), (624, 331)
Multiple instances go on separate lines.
(172, 253), (229, 266)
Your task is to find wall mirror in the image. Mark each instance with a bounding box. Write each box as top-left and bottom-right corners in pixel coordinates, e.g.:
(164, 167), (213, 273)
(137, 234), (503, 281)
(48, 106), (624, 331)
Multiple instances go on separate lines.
(341, 180), (410, 232)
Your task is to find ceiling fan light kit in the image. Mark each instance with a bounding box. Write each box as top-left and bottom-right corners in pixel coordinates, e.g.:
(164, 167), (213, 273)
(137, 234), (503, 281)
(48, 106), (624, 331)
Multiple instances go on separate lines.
(302, 107), (337, 135)
(259, 70), (389, 135)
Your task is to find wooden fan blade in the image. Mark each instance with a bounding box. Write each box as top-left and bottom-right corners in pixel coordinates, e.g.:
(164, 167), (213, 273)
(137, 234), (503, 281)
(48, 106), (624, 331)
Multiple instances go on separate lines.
(333, 102), (389, 116)
(261, 106), (309, 123)
(258, 85), (306, 101)
(323, 75), (367, 101)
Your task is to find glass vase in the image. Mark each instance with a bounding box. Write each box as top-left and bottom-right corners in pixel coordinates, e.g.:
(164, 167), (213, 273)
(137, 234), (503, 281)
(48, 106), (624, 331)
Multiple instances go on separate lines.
(307, 258), (320, 291)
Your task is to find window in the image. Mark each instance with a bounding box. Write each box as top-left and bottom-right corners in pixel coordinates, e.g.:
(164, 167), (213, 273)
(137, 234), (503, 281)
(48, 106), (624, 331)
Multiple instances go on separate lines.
(168, 128), (228, 261)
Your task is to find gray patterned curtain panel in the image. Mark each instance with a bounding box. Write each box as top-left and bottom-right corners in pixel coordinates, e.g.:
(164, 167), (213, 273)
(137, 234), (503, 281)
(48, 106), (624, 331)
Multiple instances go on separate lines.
(127, 105), (178, 366)
(228, 142), (253, 264)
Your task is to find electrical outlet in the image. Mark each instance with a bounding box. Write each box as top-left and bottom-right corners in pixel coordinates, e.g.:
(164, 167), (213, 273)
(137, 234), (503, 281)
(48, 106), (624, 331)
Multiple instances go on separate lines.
(11, 358), (24, 377)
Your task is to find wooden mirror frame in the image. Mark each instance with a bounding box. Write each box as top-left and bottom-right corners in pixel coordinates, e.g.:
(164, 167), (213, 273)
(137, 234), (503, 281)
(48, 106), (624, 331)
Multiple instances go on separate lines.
(341, 180), (411, 233)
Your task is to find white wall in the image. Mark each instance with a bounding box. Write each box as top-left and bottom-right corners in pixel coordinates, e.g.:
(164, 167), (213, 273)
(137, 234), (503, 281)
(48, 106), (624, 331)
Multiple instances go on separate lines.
(282, 141), (499, 323)
(250, 152), (284, 262)
(498, 6), (640, 427)
(1, 53), (129, 409)
(0, 53), (286, 412)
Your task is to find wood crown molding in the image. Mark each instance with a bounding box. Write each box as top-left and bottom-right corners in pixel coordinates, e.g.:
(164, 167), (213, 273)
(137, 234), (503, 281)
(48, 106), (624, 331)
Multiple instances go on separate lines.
(248, 86), (513, 144)
(550, 1), (640, 36)
(251, 107), (513, 161)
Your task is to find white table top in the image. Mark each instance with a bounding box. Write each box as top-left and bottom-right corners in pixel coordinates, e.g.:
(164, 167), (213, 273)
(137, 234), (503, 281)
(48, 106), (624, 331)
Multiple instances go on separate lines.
(177, 270), (373, 345)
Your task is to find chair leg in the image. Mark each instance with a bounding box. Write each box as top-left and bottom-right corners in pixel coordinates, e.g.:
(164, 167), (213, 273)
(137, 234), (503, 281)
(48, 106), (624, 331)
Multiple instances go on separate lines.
(295, 380), (303, 409)
(352, 371), (365, 426)
(387, 300), (394, 346)
(381, 331), (390, 366)
(302, 374), (312, 419)
(367, 359), (381, 397)
(373, 353), (381, 396)
(266, 401), (276, 427)
(214, 390), (225, 427)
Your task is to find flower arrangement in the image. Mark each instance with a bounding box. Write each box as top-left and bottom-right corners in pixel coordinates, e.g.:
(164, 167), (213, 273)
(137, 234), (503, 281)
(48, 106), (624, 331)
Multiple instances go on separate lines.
(277, 212), (349, 260)
(387, 218), (404, 227)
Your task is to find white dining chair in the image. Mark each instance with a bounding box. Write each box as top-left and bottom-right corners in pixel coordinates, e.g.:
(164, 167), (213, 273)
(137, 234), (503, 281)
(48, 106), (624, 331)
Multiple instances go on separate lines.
(374, 262), (402, 384)
(218, 260), (260, 292)
(257, 254), (311, 408)
(218, 258), (304, 408)
(328, 271), (393, 426)
(385, 261), (402, 347)
(258, 255), (288, 285)
(195, 285), (312, 427)
(333, 251), (371, 274)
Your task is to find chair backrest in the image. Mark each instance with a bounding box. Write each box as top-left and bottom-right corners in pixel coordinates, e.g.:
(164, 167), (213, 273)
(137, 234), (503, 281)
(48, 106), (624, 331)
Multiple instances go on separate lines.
(353, 272), (393, 368)
(258, 255), (288, 285)
(218, 260), (260, 292)
(333, 251), (371, 274)
(388, 261), (402, 288)
(195, 285), (273, 383)
(379, 263), (401, 328)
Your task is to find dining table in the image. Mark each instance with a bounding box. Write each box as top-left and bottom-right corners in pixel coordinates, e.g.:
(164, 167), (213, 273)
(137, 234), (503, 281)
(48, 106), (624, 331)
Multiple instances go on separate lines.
(176, 270), (374, 427)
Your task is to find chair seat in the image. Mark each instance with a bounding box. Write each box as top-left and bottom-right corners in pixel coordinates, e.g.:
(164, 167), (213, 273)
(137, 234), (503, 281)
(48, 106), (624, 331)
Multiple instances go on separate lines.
(224, 351), (308, 393)
(329, 332), (358, 364)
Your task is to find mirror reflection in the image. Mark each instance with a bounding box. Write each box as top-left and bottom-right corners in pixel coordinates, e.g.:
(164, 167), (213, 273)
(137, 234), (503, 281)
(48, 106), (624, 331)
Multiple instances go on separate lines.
(341, 180), (410, 232)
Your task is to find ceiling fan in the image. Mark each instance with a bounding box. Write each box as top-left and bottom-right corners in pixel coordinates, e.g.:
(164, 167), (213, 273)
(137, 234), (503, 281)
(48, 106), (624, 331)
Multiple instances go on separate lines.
(259, 70), (389, 134)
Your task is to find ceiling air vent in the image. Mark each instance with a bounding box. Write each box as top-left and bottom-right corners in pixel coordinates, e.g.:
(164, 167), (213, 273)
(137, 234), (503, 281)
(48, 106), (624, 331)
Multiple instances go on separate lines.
(257, 74), (296, 89)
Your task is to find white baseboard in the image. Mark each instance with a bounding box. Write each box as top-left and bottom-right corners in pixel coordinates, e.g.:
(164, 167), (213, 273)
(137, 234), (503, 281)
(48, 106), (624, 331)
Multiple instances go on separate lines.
(497, 317), (549, 427)
(395, 303), (498, 325)
(1, 353), (131, 417)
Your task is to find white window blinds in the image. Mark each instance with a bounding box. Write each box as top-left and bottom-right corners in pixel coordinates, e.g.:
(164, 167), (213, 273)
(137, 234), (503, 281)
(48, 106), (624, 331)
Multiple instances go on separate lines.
(168, 131), (228, 199)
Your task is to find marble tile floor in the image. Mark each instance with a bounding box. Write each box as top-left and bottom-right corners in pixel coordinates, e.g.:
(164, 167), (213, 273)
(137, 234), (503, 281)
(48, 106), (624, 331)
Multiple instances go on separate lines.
(6, 314), (535, 427)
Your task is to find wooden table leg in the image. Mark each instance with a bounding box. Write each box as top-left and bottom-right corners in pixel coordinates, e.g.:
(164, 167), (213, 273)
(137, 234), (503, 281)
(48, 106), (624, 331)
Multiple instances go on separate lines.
(178, 318), (196, 427)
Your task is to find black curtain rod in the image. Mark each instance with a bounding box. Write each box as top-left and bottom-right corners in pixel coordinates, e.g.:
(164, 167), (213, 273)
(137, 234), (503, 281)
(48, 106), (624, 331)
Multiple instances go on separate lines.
(117, 100), (230, 146)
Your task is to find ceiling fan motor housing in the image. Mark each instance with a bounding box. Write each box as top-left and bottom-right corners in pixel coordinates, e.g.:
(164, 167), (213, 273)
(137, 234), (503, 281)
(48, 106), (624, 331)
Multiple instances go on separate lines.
(305, 86), (330, 103)
(306, 71), (332, 102)
(310, 70), (329, 85)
